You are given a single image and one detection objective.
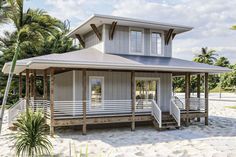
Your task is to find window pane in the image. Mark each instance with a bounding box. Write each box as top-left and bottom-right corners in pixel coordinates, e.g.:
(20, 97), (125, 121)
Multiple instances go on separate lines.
(90, 78), (103, 109)
(131, 31), (136, 52)
(151, 32), (162, 55)
(130, 30), (143, 53)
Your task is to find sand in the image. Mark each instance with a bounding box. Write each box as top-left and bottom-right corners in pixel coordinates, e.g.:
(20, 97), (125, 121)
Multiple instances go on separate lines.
(1, 97), (236, 157)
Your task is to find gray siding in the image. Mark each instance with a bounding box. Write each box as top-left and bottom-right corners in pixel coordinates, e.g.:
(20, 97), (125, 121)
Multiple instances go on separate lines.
(56, 70), (131, 102)
(74, 70), (131, 100)
(54, 71), (73, 101)
(103, 24), (172, 57)
(55, 70), (172, 112)
(83, 25), (103, 48)
(104, 25), (129, 54)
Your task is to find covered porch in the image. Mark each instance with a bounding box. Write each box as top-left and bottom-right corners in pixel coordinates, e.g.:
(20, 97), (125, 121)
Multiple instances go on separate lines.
(3, 48), (230, 135)
(11, 68), (209, 135)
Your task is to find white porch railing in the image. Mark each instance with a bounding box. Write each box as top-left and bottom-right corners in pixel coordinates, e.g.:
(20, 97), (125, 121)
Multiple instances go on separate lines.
(136, 99), (153, 113)
(30, 99), (50, 119)
(170, 99), (181, 126)
(8, 99), (26, 126)
(172, 97), (206, 112)
(53, 99), (155, 119)
(27, 99), (161, 126)
(54, 100), (134, 119)
(151, 100), (162, 128)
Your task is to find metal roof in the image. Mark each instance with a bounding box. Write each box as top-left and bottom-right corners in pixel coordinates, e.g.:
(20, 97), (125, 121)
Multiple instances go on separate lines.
(67, 14), (193, 37)
(2, 48), (231, 74)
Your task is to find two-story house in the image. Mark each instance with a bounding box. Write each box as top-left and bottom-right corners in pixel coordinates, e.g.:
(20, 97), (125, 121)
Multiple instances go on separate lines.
(3, 14), (230, 135)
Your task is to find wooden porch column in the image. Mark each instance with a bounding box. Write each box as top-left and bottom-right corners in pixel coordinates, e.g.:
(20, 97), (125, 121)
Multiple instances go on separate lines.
(185, 73), (190, 126)
(82, 69), (87, 135)
(30, 72), (33, 98)
(204, 73), (209, 125)
(197, 74), (201, 122)
(26, 69), (30, 109)
(131, 71), (135, 131)
(19, 73), (22, 98)
(43, 70), (48, 100)
(50, 68), (55, 136)
(197, 74), (201, 98)
(33, 70), (36, 98)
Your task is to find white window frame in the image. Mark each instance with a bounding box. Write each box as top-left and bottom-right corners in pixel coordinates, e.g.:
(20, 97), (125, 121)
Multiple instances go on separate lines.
(150, 30), (164, 56)
(135, 77), (161, 107)
(89, 76), (104, 111)
(129, 27), (144, 55)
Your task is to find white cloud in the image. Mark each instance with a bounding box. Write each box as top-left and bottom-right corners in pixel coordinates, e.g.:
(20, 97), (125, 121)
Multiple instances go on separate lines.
(44, 0), (116, 27)
(2, 0), (236, 63)
(111, 0), (236, 63)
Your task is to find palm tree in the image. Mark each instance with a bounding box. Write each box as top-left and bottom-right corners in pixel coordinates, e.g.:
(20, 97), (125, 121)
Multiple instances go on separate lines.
(0, 0), (63, 132)
(215, 57), (230, 67)
(193, 47), (218, 65)
(0, 0), (10, 24)
(13, 110), (52, 157)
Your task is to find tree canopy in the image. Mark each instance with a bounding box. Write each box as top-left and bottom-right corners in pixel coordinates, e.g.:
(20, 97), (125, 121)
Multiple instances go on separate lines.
(0, 0), (77, 104)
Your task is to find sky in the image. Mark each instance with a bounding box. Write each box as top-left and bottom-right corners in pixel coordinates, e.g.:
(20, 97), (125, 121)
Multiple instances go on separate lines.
(1, 0), (236, 63)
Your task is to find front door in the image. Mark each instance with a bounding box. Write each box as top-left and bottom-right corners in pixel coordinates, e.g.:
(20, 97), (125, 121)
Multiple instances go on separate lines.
(135, 78), (160, 110)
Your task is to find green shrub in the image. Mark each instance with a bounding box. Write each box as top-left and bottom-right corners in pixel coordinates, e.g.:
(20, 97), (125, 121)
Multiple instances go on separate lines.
(13, 110), (52, 157)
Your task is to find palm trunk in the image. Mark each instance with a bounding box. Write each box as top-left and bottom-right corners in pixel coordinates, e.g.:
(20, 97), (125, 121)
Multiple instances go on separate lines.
(0, 41), (20, 133)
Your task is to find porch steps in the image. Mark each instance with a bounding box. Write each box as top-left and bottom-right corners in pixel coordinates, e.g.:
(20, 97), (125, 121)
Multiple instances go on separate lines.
(153, 112), (179, 131)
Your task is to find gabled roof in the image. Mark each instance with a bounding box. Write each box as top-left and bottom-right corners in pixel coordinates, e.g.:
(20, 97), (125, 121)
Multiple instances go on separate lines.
(67, 14), (193, 38)
(2, 48), (231, 75)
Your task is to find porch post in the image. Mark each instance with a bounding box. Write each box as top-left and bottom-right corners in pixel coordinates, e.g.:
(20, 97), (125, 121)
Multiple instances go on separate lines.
(33, 70), (36, 99)
(204, 73), (209, 125)
(185, 73), (190, 126)
(26, 69), (30, 109)
(82, 69), (87, 135)
(197, 74), (201, 98)
(197, 74), (201, 122)
(131, 71), (135, 131)
(19, 73), (22, 98)
(50, 68), (55, 136)
(30, 72), (33, 98)
(43, 70), (48, 118)
(43, 70), (48, 100)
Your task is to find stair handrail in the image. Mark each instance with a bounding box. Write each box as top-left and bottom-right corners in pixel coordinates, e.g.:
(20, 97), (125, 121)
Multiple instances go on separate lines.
(8, 98), (25, 126)
(151, 100), (162, 128)
(170, 99), (181, 126)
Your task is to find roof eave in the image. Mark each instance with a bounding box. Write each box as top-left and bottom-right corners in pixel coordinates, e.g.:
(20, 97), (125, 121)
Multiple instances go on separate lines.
(66, 14), (193, 38)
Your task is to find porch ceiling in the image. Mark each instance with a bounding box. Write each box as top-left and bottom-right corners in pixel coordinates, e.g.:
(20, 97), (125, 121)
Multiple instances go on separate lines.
(2, 48), (231, 75)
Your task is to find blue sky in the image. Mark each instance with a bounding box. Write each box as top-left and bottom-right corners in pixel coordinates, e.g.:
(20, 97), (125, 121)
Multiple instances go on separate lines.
(2, 0), (236, 63)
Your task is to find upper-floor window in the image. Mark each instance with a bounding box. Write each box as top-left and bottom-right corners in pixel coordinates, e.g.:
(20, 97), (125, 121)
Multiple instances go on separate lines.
(129, 28), (144, 54)
(150, 31), (163, 56)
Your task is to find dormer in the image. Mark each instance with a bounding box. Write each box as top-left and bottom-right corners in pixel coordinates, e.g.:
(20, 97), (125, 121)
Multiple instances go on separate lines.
(67, 14), (193, 57)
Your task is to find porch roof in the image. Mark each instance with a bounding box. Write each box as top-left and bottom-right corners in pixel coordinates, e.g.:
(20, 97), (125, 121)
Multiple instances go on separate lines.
(2, 48), (231, 74)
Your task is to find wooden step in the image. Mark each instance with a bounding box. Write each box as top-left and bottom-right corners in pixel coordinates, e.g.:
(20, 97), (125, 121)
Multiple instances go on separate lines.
(152, 113), (179, 131)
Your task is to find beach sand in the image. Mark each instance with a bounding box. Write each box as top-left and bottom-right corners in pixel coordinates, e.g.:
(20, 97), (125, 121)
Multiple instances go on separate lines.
(1, 100), (236, 157)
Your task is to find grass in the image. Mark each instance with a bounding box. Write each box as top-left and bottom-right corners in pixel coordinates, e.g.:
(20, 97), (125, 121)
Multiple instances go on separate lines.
(210, 86), (236, 93)
(225, 106), (236, 109)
